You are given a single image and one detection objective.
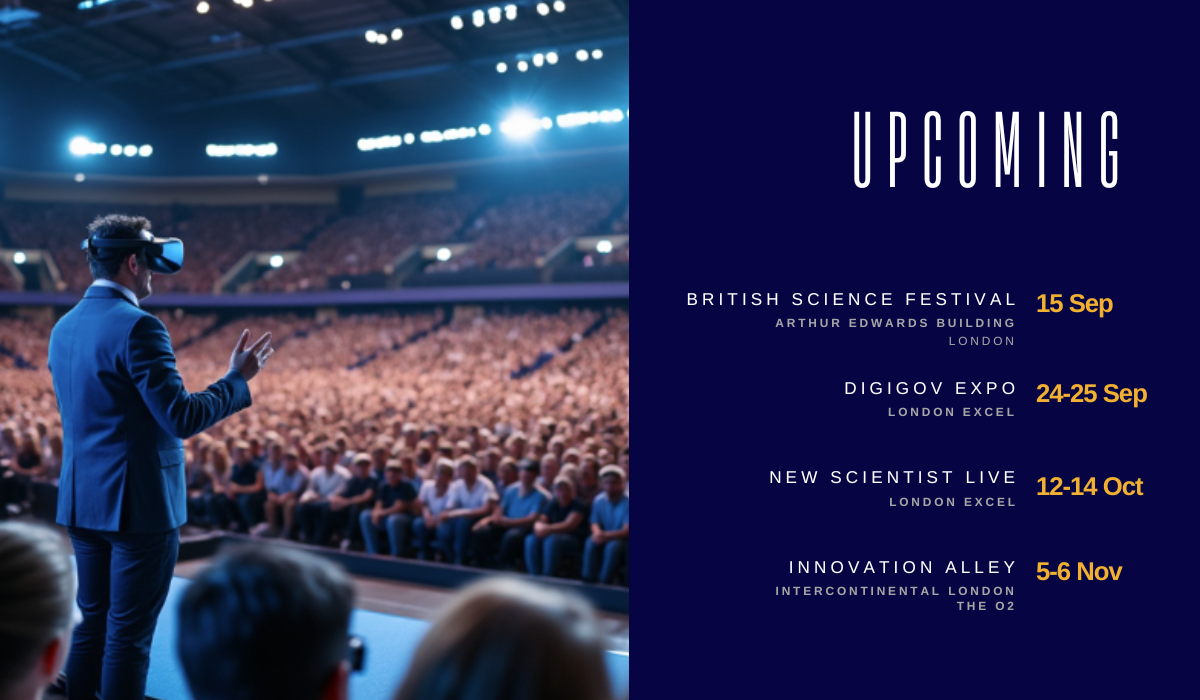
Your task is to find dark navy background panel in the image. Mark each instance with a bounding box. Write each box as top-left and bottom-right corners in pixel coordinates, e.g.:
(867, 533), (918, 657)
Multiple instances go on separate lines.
(637, 3), (1196, 697)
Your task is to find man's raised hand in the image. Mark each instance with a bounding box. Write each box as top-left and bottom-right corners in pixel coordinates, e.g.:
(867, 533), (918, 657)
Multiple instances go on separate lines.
(230, 329), (274, 381)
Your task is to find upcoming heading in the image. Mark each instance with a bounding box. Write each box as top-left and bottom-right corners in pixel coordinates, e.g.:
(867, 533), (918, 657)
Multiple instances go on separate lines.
(853, 111), (1118, 188)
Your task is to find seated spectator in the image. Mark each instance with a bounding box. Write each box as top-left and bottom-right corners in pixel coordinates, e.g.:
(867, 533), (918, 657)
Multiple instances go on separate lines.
(392, 577), (613, 700)
(258, 450), (308, 539)
(330, 453), (379, 551)
(496, 457), (518, 489)
(259, 441), (287, 490)
(536, 454), (560, 491)
(583, 466), (629, 585)
(225, 441), (265, 532)
(177, 546), (356, 700)
(439, 456), (498, 566)
(412, 459), (455, 561)
(0, 523), (76, 700)
(526, 476), (590, 578)
(196, 445), (233, 529)
(474, 459), (549, 570)
(359, 461), (418, 557)
(296, 444), (353, 546)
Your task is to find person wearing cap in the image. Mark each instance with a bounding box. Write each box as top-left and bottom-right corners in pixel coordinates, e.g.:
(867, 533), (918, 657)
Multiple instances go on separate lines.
(225, 440), (266, 532)
(296, 443), (352, 546)
(48, 214), (274, 700)
(369, 443), (390, 483)
(474, 458), (550, 570)
(439, 456), (498, 566)
(582, 465), (629, 585)
(331, 452), (380, 550)
(258, 449), (307, 539)
(412, 459), (456, 561)
(359, 460), (418, 557)
(526, 476), (590, 578)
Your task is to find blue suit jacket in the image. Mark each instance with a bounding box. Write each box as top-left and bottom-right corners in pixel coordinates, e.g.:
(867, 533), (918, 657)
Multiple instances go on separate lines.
(48, 285), (252, 532)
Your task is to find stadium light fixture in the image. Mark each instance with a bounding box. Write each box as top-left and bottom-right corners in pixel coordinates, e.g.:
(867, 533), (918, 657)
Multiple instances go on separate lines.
(505, 4), (518, 20)
(110, 144), (122, 156)
(436, 247), (452, 262)
(554, 1), (566, 12)
(391, 28), (403, 41)
(479, 124), (493, 136)
(497, 62), (508, 73)
(196, 1), (209, 13)
(556, 109), (626, 128)
(546, 51), (558, 64)
(500, 110), (552, 139)
(576, 49), (588, 61)
(517, 60), (528, 72)
(537, 3), (550, 16)
(596, 240), (613, 254)
(592, 49), (603, 59)
(207, 143), (278, 157)
(473, 10), (485, 27)
(70, 136), (108, 157)
(269, 254), (284, 268)
(12, 251), (26, 265)
(123, 145), (137, 157)
(366, 30), (378, 42)
(139, 145), (153, 157)
(451, 15), (464, 30)
(488, 7), (501, 23)
(533, 54), (544, 67)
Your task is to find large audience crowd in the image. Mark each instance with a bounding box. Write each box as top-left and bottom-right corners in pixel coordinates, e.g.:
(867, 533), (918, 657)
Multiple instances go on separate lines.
(256, 192), (486, 291)
(426, 188), (623, 273)
(0, 305), (629, 584)
(0, 185), (627, 294)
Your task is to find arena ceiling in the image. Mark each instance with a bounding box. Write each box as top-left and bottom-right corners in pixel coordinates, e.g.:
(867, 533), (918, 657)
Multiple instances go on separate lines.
(0, 0), (629, 122)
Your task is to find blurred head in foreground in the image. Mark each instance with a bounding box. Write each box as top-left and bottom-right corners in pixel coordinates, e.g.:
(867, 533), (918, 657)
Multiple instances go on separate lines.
(0, 523), (76, 700)
(178, 546), (355, 700)
(394, 577), (612, 700)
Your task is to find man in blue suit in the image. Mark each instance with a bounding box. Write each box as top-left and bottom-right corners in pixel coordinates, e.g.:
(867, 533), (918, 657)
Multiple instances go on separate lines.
(48, 214), (275, 700)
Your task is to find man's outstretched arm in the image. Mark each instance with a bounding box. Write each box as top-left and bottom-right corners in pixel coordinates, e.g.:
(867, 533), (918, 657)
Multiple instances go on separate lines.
(127, 318), (273, 439)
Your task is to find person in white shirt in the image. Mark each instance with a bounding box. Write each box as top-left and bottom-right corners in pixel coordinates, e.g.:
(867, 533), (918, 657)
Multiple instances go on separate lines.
(296, 443), (352, 545)
(439, 456), (498, 565)
(412, 460), (455, 561)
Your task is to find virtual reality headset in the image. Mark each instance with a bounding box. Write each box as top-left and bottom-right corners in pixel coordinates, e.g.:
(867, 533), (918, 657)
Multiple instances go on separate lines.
(80, 230), (184, 275)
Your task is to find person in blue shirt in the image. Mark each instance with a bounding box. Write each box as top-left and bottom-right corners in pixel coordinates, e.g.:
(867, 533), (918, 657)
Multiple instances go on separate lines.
(259, 449), (308, 539)
(583, 465), (629, 585)
(525, 476), (590, 578)
(474, 458), (550, 570)
(359, 461), (418, 557)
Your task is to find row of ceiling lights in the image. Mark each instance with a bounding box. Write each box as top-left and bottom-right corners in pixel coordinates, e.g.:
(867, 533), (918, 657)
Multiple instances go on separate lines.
(497, 47), (601, 73)
(196, 0), (271, 12)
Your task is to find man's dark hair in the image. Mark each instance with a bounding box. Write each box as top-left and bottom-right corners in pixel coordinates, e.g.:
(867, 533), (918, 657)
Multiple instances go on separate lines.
(85, 214), (151, 280)
(177, 546), (355, 700)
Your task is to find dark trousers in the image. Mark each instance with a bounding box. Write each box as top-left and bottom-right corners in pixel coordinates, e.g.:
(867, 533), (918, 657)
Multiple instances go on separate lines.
(476, 525), (532, 570)
(441, 516), (483, 565)
(298, 501), (362, 546)
(67, 526), (179, 700)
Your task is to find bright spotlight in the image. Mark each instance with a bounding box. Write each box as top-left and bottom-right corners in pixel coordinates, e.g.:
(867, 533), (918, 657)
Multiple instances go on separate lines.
(74, 173), (86, 183)
(69, 136), (91, 156)
(533, 53), (544, 67)
(365, 30), (378, 42)
(517, 60), (528, 72)
(12, 251), (26, 265)
(496, 61), (507, 73)
(404, 133), (415, 144)
(500, 111), (549, 138)
(138, 145), (153, 157)
(596, 240), (613, 254)
(479, 123), (492, 136)
(196, 1), (209, 13)
(592, 49), (603, 59)
(472, 10), (485, 26)
(110, 144), (122, 156)
(576, 49), (588, 61)
(436, 247), (452, 262)
(537, 3), (550, 16)
(553, 0), (565, 11)
(377, 35), (388, 45)
(488, 7), (501, 23)
(123, 145), (137, 157)
(504, 4), (517, 20)
(391, 28), (403, 40)
(450, 15), (463, 30)
(546, 51), (558, 64)
(269, 254), (284, 268)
